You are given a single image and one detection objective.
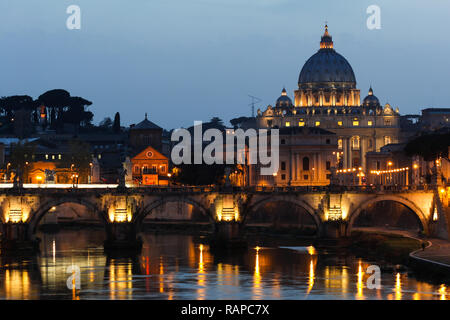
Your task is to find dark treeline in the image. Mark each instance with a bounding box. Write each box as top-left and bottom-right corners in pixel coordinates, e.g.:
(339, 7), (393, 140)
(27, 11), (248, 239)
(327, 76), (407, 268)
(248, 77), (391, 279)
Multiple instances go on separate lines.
(0, 89), (111, 136)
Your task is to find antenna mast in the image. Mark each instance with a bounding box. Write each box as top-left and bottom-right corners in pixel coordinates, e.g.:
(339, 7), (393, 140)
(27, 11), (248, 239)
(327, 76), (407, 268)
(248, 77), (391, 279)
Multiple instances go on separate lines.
(248, 95), (262, 117)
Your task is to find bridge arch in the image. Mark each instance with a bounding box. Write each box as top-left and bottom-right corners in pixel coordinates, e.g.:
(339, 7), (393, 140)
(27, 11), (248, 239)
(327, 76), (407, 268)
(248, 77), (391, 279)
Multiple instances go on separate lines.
(134, 196), (213, 229)
(244, 195), (322, 236)
(346, 195), (429, 236)
(28, 197), (107, 239)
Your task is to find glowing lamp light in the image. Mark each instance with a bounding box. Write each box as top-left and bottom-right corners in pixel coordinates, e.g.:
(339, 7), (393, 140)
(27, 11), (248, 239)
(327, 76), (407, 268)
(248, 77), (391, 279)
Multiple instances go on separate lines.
(433, 207), (439, 221)
(307, 246), (316, 255)
(109, 211), (115, 222)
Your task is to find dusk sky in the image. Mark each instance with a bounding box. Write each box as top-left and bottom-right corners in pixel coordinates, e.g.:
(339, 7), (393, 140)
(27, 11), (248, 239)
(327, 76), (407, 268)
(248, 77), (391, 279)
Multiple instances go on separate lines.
(0, 0), (448, 129)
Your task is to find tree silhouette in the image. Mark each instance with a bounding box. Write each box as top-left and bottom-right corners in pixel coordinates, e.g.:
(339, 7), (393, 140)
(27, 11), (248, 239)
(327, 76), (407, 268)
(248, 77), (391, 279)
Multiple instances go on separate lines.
(63, 96), (93, 133)
(38, 89), (71, 131)
(99, 117), (113, 129)
(50, 108), (56, 129)
(404, 131), (450, 161)
(113, 112), (121, 133)
(0, 95), (35, 121)
(230, 116), (251, 128)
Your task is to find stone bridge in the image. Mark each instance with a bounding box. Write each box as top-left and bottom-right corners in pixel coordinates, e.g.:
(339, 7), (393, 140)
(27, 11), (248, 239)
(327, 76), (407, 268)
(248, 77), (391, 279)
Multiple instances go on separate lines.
(0, 185), (447, 251)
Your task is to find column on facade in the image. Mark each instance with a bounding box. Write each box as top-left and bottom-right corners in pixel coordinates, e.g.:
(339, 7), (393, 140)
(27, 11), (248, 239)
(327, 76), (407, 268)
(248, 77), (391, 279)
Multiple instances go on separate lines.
(290, 151), (295, 184)
(360, 137), (366, 172)
(346, 137), (352, 168)
(342, 138), (348, 169)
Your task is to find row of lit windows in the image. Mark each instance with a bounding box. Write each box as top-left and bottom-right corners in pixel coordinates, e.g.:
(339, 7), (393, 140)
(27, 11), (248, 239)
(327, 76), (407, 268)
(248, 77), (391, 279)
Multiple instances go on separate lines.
(23, 154), (101, 161)
(134, 165), (166, 174)
(337, 136), (392, 150)
(284, 120), (374, 127)
(45, 154), (62, 160)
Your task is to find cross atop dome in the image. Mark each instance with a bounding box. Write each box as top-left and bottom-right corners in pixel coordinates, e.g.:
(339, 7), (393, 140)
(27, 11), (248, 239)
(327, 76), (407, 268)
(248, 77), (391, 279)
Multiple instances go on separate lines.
(320, 24), (334, 49)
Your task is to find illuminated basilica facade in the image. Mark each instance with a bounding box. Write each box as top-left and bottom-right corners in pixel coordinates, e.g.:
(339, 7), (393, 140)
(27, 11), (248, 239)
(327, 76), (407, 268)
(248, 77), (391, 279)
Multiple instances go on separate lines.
(255, 26), (401, 185)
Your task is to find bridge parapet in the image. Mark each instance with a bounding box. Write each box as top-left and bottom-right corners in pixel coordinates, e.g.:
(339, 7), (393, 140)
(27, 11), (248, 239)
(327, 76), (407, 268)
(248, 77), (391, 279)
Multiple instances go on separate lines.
(0, 185), (445, 252)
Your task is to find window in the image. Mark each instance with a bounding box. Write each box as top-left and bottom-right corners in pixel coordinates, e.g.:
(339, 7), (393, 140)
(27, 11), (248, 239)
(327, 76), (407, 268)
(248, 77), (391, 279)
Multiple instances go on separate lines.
(338, 121), (343, 126)
(298, 121), (305, 127)
(58, 154), (61, 160)
(267, 120), (273, 127)
(134, 166), (140, 173)
(353, 121), (359, 126)
(281, 161), (286, 171)
(45, 154), (49, 160)
(160, 165), (166, 173)
(285, 121), (290, 127)
(52, 155), (55, 160)
(384, 136), (392, 145)
(326, 161), (331, 170)
(326, 139), (330, 145)
(384, 119), (392, 126)
(281, 139), (286, 145)
(338, 139), (343, 150)
(302, 157), (310, 171)
(281, 174), (286, 180)
(315, 121), (320, 127)
(303, 175), (309, 180)
(368, 120), (373, 126)
(351, 136), (360, 149)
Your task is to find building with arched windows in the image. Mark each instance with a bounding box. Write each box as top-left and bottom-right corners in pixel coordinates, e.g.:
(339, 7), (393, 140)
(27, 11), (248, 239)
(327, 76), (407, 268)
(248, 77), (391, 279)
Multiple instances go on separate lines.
(255, 25), (401, 183)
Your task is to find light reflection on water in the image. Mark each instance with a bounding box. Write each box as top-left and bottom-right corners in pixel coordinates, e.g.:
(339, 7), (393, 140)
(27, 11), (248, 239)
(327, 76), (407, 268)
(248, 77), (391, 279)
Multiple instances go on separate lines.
(0, 229), (448, 300)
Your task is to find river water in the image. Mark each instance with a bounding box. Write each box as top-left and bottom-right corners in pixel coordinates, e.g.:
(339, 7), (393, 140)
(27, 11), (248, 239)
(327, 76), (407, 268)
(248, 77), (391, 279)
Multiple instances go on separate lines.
(0, 229), (447, 300)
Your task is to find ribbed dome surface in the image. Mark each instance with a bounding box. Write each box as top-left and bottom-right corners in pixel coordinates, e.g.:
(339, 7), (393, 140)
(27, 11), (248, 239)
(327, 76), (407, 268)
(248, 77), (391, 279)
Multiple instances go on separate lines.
(298, 49), (356, 85)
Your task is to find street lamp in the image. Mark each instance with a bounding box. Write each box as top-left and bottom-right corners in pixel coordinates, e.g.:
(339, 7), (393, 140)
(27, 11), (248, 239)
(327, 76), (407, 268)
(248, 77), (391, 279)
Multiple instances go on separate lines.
(387, 161), (393, 185)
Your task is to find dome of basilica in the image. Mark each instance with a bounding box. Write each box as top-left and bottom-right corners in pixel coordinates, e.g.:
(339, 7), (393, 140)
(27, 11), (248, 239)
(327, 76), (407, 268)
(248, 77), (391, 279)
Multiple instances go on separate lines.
(362, 87), (380, 107)
(298, 25), (356, 88)
(275, 88), (293, 108)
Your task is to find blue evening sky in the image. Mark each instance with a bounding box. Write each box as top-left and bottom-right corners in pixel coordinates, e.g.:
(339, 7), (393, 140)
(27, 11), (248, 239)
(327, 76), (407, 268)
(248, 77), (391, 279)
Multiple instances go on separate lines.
(0, 0), (448, 129)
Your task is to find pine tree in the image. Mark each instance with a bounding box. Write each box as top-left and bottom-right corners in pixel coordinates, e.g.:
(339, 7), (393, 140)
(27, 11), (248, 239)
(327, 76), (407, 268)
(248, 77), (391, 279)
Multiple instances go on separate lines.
(113, 112), (121, 133)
